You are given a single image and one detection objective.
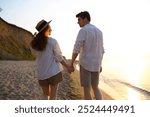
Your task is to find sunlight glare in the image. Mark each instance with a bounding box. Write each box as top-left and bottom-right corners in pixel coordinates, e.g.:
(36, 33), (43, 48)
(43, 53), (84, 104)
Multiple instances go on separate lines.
(122, 55), (147, 99)
(122, 56), (146, 86)
(127, 88), (141, 100)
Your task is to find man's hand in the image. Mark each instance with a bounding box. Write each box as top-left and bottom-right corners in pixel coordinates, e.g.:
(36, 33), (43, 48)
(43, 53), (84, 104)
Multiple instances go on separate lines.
(66, 65), (74, 73)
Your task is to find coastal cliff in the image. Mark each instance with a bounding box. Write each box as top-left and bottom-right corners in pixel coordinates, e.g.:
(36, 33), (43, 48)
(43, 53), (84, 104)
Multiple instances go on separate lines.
(0, 17), (34, 60)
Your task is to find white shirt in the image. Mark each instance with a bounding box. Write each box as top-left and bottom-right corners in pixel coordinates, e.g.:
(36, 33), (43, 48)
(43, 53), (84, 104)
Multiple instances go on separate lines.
(73, 23), (104, 72)
(33, 37), (63, 80)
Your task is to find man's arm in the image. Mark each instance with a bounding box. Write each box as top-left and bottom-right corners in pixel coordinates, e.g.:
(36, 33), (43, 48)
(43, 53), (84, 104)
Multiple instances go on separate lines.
(70, 53), (78, 70)
(70, 29), (85, 71)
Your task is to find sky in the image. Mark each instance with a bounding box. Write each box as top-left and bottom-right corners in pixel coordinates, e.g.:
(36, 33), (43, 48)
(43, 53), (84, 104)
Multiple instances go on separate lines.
(0, 0), (150, 59)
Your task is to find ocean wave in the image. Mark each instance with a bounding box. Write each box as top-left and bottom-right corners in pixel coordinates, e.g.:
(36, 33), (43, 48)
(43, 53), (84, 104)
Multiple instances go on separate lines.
(101, 76), (150, 98)
(117, 80), (150, 97)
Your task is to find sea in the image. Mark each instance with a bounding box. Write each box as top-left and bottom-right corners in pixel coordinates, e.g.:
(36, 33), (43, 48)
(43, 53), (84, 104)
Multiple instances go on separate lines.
(100, 55), (150, 100)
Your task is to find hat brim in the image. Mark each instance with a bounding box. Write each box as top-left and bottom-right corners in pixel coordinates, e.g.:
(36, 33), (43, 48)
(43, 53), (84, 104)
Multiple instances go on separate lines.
(38, 20), (52, 33)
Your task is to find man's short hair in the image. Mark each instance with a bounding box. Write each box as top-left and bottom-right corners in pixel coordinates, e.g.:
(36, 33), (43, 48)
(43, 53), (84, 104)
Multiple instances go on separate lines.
(76, 11), (91, 21)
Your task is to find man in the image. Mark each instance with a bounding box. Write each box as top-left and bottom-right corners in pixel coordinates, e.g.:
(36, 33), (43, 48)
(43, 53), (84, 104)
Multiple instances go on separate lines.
(70, 11), (104, 100)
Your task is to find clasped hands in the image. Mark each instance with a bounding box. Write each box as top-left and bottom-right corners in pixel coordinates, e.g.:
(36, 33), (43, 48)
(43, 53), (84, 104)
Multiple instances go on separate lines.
(66, 64), (75, 73)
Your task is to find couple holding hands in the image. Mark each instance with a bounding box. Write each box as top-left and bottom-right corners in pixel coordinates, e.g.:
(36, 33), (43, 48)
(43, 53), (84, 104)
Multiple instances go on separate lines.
(31, 11), (104, 100)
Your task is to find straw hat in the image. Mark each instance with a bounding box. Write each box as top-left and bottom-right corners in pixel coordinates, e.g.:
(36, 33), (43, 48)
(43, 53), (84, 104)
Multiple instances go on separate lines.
(35, 19), (52, 33)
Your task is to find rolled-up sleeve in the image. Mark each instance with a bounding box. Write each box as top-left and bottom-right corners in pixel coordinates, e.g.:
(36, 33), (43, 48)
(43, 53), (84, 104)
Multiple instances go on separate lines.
(73, 29), (86, 53)
(53, 40), (64, 62)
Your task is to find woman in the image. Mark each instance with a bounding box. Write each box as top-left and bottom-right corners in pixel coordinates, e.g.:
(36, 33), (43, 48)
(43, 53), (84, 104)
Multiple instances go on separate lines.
(31, 19), (71, 100)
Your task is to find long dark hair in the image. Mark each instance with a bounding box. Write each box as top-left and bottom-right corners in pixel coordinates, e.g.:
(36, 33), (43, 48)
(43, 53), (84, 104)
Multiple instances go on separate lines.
(31, 25), (49, 51)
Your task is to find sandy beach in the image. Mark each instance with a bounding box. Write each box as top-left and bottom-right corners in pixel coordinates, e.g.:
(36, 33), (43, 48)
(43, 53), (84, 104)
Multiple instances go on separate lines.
(0, 61), (112, 100)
